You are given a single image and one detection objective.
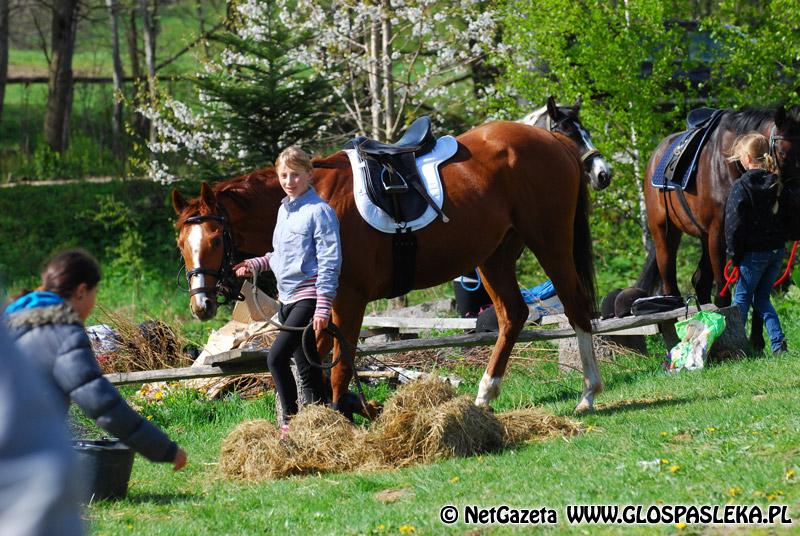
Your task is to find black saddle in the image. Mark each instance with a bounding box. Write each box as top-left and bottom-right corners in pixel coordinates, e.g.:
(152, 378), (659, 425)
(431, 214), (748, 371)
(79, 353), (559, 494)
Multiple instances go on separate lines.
(661, 108), (726, 186)
(686, 107), (717, 129)
(355, 116), (436, 157)
(345, 116), (447, 225)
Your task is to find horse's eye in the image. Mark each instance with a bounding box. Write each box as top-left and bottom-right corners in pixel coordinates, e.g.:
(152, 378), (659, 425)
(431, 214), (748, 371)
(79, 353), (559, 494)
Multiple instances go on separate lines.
(211, 237), (222, 248)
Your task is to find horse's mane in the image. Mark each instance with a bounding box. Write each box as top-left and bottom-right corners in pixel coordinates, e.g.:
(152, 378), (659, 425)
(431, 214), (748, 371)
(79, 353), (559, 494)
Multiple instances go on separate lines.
(719, 108), (775, 134)
(176, 167), (278, 229)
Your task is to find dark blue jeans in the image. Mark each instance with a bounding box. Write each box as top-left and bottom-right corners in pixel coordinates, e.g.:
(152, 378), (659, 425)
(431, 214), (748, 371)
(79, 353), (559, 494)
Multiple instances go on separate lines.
(733, 248), (786, 352)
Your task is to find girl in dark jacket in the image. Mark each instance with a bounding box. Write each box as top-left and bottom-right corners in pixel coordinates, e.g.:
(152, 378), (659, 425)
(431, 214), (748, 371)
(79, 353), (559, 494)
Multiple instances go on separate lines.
(725, 133), (788, 354)
(4, 249), (188, 469)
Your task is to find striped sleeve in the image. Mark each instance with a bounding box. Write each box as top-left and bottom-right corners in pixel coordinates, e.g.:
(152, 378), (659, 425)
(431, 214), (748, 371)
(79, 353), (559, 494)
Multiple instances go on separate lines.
(314, 295), (333, 320)
(245, 253), (272, 273)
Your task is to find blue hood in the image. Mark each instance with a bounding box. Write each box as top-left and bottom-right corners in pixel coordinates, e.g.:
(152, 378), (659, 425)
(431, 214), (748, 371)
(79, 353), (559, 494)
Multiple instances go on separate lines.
(5, 291), (65, 314)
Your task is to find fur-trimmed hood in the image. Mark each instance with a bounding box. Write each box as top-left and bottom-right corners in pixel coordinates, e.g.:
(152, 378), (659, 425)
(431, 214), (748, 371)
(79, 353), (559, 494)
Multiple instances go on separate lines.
(5, 302), (83, 331)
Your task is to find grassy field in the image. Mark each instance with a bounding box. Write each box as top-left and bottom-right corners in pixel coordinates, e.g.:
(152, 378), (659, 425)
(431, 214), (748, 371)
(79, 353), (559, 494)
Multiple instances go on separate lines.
(79, 291), (800, 535)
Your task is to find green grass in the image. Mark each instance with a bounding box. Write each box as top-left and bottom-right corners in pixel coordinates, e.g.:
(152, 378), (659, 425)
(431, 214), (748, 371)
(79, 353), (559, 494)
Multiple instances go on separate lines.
(82, 296), (800, 535)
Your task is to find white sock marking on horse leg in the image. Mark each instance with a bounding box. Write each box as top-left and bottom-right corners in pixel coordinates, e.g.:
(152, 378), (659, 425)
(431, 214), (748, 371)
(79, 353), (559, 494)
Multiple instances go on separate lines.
(475, 371), (502, 407)
(575, 327), (602, 413)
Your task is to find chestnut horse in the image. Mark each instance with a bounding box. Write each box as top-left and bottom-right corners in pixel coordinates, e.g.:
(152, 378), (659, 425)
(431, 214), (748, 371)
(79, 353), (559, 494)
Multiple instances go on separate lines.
(173, 120), (602, 413)
(638, 106), (800, 318)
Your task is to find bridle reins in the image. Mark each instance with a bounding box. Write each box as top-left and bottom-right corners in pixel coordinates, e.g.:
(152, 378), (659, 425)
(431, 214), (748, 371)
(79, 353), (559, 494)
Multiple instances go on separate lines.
(178, 204), (243, 304)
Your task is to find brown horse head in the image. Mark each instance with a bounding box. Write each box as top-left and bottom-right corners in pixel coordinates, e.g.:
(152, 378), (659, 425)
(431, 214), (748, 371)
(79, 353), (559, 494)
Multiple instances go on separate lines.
(771, 105), (800, 178)
(520, 95), (613, 190)
(172, 172), (283, 320)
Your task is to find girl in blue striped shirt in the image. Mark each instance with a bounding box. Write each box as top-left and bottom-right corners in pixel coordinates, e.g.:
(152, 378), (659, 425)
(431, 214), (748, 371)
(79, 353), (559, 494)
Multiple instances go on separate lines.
(234, 146), (342, 434)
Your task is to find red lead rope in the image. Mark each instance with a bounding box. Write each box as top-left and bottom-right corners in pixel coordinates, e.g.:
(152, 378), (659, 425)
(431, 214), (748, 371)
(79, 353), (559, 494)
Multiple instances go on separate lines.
(719, 240), (798, 297)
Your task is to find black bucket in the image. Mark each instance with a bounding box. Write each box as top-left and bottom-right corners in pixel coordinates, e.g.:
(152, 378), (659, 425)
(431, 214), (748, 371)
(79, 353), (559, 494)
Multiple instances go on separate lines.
(73, 439), (134, 502)
(452, 276), (492, 318)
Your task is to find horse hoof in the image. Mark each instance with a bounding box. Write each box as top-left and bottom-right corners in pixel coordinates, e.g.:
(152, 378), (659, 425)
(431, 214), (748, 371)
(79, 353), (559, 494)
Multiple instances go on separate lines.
(574, 399), (594, 414)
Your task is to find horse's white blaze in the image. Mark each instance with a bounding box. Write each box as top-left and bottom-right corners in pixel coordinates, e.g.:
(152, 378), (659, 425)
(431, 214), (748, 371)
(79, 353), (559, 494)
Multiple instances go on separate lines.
(475, 371), (502, 406)
(188, 225), (208, 305)
(575, 326), (602, 413)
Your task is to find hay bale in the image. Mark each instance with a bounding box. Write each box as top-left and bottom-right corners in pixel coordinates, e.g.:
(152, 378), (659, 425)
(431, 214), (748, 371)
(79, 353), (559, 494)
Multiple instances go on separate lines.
(283, 405), (371, 473)
(219, 419), (293, 480)
(219, 378), (583, 480)
(496, 408), (583, 445)
(420, 396), (504, 461)
(378, 377), (456, 422)
(219, 406), (379, 480)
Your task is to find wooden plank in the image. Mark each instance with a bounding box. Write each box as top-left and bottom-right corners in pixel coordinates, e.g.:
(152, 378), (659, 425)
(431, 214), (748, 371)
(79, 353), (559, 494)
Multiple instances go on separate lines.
(109, 305), (721, 385)
(361, 316), (476, 329)
(106, 365), (396, 386)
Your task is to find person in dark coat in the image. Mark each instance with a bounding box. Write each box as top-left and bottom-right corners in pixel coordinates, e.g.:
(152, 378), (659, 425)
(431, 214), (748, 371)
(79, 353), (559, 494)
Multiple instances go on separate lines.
(0, 321), (83, 536)
(725, 133), (788, 354)
(4, 249), (188, 468)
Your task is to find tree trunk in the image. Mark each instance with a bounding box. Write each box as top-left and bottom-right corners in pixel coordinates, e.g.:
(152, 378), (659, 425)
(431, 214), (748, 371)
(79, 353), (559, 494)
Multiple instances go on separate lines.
(368, 19), (381, 140)
(381, 1), (395, 140)
(0, 0), (9, 124)
(126, 9), (148, 137)
(140, 0), (158, 146)
(106, 0), (125, 157)
(43, 0), (79, 154)
(196, 0), (210, 58)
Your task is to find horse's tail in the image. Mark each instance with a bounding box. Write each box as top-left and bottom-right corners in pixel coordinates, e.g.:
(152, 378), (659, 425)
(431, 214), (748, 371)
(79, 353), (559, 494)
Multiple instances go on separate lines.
(635, 246), (662, 295)
(573, 173), (598, 324)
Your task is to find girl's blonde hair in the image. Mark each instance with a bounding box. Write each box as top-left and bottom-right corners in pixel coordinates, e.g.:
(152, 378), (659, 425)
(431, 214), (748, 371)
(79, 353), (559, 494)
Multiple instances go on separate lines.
(275, 146), (313, 174)
(726, 132), (778, 173)
(727, 132), (782, 213)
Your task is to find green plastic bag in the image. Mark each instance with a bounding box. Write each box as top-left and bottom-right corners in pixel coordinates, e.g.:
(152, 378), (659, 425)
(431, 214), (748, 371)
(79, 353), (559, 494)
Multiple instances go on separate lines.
(666, 311), (726, 372)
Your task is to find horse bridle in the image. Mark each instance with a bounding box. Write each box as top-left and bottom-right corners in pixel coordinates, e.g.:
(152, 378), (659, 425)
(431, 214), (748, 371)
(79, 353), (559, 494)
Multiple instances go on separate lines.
(769, 124), (800, 173)
(545, 114), (602, 164)
(177, 204), (243, 304)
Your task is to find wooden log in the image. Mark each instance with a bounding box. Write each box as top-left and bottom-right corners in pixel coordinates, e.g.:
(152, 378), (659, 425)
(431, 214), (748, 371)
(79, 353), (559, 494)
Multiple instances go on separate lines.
(106, 365), (396, 386)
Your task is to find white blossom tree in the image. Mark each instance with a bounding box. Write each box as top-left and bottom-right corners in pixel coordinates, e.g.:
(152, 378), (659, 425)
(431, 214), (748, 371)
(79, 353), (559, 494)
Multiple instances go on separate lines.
(271, 0), (498, 142)
(143, 0), (498, 183)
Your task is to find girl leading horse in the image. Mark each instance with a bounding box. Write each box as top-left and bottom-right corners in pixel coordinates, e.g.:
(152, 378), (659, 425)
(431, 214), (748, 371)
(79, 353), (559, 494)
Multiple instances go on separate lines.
(173, 119), (603, 415)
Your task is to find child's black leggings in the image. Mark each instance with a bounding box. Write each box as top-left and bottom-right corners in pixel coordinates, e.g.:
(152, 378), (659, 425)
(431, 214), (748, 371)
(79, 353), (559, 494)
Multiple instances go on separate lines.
(267, 299), (325, 424)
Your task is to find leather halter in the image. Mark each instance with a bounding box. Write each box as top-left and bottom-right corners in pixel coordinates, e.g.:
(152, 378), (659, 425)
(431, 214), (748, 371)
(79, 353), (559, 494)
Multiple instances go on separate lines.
(545, 114), (602, 164)
(769, 124), (800, 172)
(178, 204), (243, 304)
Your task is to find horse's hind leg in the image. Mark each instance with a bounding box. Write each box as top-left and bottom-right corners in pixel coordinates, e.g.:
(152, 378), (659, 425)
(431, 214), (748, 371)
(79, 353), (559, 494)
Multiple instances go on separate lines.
(525, 238), (602, 412)
(474, 232), (528, 407)
(652, 214), (683, 296)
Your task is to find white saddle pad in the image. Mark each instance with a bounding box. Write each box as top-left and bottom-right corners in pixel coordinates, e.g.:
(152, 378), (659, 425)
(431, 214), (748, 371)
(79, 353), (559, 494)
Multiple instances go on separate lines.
(345, 135), (458, 233)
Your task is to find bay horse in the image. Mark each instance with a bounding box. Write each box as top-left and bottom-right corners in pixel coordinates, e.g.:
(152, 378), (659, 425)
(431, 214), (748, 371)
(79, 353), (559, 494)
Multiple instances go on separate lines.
(173, 117), (605, 414)
(638, 106), (800, 349)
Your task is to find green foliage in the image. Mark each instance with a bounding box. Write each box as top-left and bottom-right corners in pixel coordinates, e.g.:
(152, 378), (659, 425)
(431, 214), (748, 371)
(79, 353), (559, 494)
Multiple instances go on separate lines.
(494, 0), (800, 293)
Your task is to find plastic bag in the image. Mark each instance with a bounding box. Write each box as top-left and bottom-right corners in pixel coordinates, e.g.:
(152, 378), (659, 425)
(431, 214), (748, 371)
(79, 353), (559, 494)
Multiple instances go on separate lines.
(665, 311), (726, 372)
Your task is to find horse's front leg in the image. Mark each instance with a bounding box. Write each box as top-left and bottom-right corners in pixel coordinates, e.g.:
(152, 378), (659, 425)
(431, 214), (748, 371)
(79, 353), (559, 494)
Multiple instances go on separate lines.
(475, 234), (528, 407)
(709, 223), (732, 308)
(328, 292), (372, 419)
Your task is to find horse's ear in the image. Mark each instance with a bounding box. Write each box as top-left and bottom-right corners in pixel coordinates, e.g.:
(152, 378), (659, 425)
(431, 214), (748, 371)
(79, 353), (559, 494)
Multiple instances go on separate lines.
(546, 95), (558, 121)
(171, 189), (187, 215)
(775, 104), (788, 129)
(574, 95), (582, 112)
(200, 181), (216, 208)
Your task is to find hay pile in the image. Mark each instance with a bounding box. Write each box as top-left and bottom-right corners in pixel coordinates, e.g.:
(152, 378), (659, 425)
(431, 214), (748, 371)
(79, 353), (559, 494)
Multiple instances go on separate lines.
(220, 378), (583, 480)
(97, 308), (189, 373)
